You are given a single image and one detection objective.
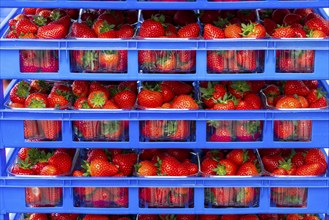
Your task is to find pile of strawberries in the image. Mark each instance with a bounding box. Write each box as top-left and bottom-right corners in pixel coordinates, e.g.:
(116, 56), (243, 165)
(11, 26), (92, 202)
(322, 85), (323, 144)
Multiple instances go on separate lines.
(6, 8), (78, 39)
(200, 81), (264, 110)
(260, 148), (328, 207)
(200, 10), (265, 73)
(136, 149), (198, 207)
(138, 81), (198, 141)
(138, 10), (200, 73)
(24, 213), (133, 220)
(262, 80), (327, 109)
(137, 214), (322, 220)
(11, 148), (76, 206)
(72, 81), (136, 141)
(9, 80), (73, 140)
(70, 9), (137, 73)
(201, 149), (260, 207)
(72, 149), (137, 208)
(259, 9), (329, 72)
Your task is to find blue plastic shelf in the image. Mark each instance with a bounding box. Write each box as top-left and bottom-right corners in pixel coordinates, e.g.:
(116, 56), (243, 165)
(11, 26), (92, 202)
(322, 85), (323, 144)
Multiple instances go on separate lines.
(0, 0), (328, 10)
(0, 9), (328, 81)
(1, 148), (328, 215)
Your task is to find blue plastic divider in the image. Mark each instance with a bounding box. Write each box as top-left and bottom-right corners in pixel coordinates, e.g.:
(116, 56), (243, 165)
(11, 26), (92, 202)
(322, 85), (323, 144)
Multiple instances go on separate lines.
(0, 0), (328, 10)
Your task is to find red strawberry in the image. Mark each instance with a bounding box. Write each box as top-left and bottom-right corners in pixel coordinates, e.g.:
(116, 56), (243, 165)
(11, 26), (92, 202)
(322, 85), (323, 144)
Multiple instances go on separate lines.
(89, 159), (119, 177)
(210, 127), (233, 142)
(113, 153), (137, 176)
(295, 163), (324, 176)
(40, 120), (62, 140)
(139, 18), (165, 38)
(224, 23), (242, 38)
(71, 22), (97, 38)
(171, 95), (198, 110)
(262, 155), (285, 172)
(40, 164), (61, 175)
(15, 18), (38, 35)
(178, 23), (200, 38)
(226, 149), (248, 166)
(48, 152), (72, 174)
(283, 13), (302, 26)
(161, 81), (193, 95)
(47, 93), (69, 109)
(236, 162), (259, 176)
(263, 18), (277, 35)
(207, 51), (224, 73)
(284, 80), (310, 96)
(204, 24), (225, 39)
(37, 23), (66, 39)
(72, 80), (90, 98)
(305, 17), (329, 36)
(117, 24), (135, 38)
(272, 26), (295, 38)
(25, 93), (48, 108)
(113, 90), (136, 109)
(10, 81), (30, 104)
(275, 96), (302, 109)
(228, 81), (251, 99)
(274, 120), (294, 139)
(241, 22), (266, 38)
(88, 90), (108, 109)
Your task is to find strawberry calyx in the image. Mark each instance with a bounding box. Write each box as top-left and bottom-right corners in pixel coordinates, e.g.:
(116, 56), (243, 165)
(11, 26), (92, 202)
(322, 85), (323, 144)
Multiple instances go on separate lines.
(90, 92), (106, 108)
(213, 163), (227, 176)
(100, 21), (115, 34)
(165, 120), (178, 136)
(279, 158), (293, 171)
(241, 22), (256, 37)
(28, 148), (52, 165)
(200, 82), (215, 99)
(230, 81), (251, 94)
(236, 188), (247, 203)
(81, 160), (92, 177)
(315, 88), (326, 99)
(16, 81), (30, 98)
(55, 89), (73, 102)
(27, 98), (46, 108)
(33, 15), (47, 26)
(245, 120), (261, 135)
(17, 158), (33, 170)
(143, 82), (162, 92)
(50, 10), (62, 21)
(213, 17), (229, 29)
(151, 14), (165, 25)
(36, 80), (52, 93)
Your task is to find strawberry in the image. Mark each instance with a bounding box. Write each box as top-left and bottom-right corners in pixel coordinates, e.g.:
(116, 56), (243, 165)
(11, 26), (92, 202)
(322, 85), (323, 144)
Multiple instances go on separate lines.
(201, 157), (218, 175)
(88, 159), (119, 177)
(226, 149), (248, 166)
(66, 9), (80, 20)
(11, 162), (35, 175)
(10, 81), (30, 104)
(207, 51), (224, 73)
(308, 29), (327, 38)
(24, 120), (39, 139)
(295, 163), (324, 176)
(30, 80), (51, 94)
(178, 23), (200, 38)
(25, 93), (48, 108)
(275, 95), (302, 108)
(138, 87), (164, 108)
(263, 18), (277, 36)
(297, 120), (312, 140)
(174, 10), (197, 26)
(159, 156), (180, 176)
(136, 161), (158, 176)
(156, 51), (176, 72)
(294, 8), (314, 17)
(244, 93), (261, 109)
(200, 10), (221, 24)
(48, 152), (72, 174)
(237, 162), (259, 176)
(87, 90), (108, 109)
(228, 81), (251, 99)
(28, 213), (48, 220)
(117, 24), (135, 38)
(15, 18), (38, 35)
(274, 120), (294, 140)
(18, 148), (31, 161)
(272, 26), (295, 38)
(140, 18), (165, 38)
(162, 81), (193, 95)
(40, 120), (62, 140)
(113, 153), (137, 176)
(200, 82), (227, 108)
(47, 93), (69, 109)
(214, 159), (237, 176)
(237, 50), (257, 71)
(37, 23), (66, 39)
(262, 155), (285, 172)
(40, 164), (61, 175)
(241, 22), (266, 38)
(74, 97), (90, 109)
(235, 120), (262, 141)
(167, 120), (190, 140)
(72, 80), (90, 98)
(171, 95), (198, 110)
(113, 90), (136, 109)
(38, 9), (52, 18)
(284, 80), (310, 96)
(71, 22), (97, 38)
(210, 127), (233, 142)
(283, 13), (302, 26)
(271, 9), (290, 24)
(141, 120), (165, 140)
(305, 17), (329, 36)
(204, 24), (225, 39)
(224, 24), (242, 38)
(83, 214), (110, 220)
(25, 187), (42, 204)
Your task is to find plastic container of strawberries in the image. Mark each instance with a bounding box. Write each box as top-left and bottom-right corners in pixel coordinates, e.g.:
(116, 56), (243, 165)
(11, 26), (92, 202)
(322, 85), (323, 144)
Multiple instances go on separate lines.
(202, 149), (263, 208)
(7, 148), (79, 207)
(260, 83), (329, 142)
(137, 151), (200, 208)
(206, 120), (264, 142)
(19, 50), (59, 73)
(73, 149), (131, 208)
(260, 149), (329, 207)
(69, 9), (138, 74)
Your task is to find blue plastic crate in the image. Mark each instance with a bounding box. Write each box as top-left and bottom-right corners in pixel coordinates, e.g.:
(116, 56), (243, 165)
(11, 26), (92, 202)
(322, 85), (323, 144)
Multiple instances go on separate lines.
(0, 9), (329, 81)
(0, 0), (328, 10)
(0, 148), (328, 215)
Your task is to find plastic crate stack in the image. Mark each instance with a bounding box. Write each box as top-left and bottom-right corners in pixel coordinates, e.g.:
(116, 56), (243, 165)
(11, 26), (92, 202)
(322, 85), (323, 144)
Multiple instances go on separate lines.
(0, 0), (329, 219)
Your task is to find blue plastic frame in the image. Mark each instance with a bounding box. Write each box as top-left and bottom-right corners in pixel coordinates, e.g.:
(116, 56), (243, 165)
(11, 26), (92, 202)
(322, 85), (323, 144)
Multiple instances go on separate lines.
(0, 9), (329, 81)
(0, 0), (328, 10)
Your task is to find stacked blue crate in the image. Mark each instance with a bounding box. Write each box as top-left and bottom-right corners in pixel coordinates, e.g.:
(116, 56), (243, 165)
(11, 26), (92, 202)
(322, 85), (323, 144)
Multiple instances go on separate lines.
(0, 0), (329, 219)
